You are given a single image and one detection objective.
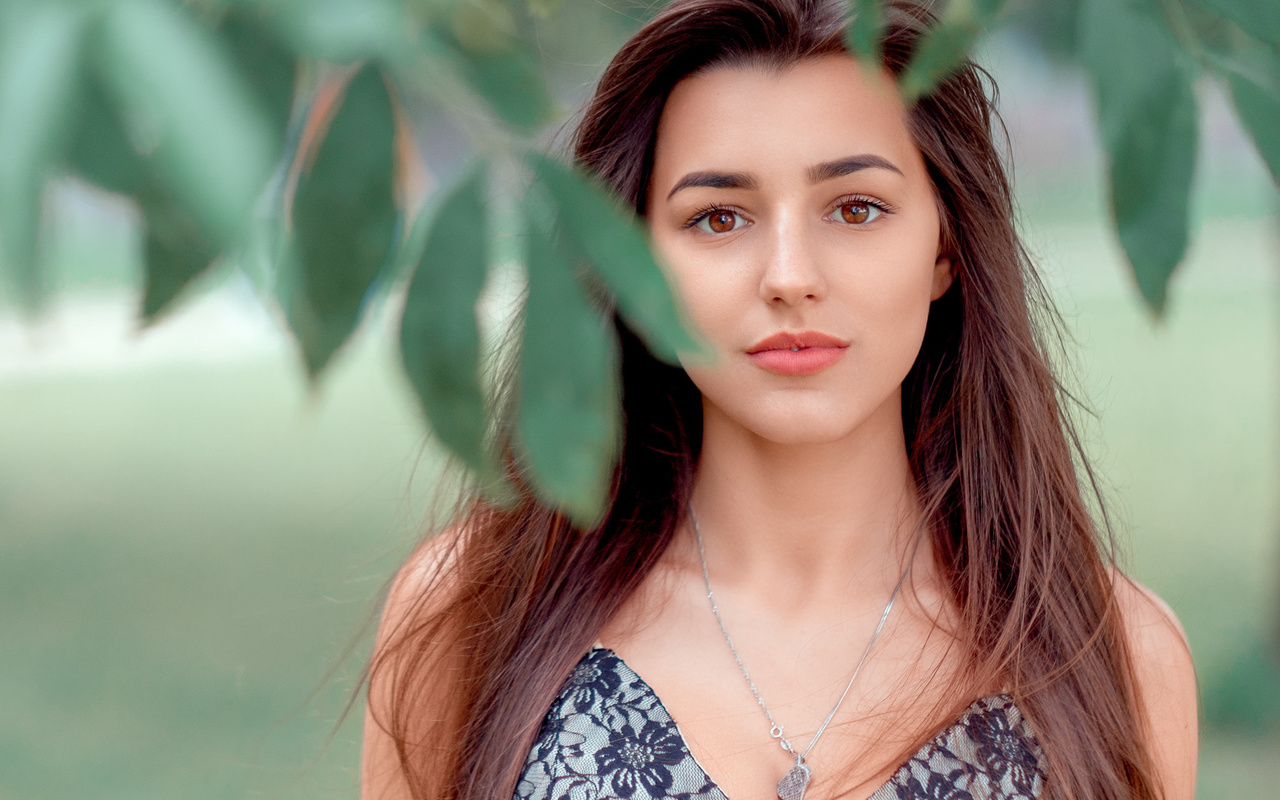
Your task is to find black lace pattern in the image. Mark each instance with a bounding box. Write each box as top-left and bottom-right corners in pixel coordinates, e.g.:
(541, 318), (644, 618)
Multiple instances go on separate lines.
(516, 648), (1045, 800)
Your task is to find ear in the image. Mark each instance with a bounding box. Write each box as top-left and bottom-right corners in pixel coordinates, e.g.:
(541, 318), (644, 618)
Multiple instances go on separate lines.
(930, 254), (954, 301)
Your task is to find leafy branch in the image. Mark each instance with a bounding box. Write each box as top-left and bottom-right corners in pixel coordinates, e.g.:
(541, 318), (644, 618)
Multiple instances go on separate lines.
(0, 0), (1277, 523)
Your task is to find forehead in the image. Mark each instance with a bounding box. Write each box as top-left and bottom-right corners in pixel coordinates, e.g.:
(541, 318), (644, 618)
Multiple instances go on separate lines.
(651, 54), (924, 190)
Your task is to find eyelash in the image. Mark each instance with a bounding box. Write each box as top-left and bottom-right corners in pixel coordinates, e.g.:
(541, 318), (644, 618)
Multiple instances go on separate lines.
(681, 203), (738, 231)
(680, 194), (897, 231)
(833, 194), (897, 218)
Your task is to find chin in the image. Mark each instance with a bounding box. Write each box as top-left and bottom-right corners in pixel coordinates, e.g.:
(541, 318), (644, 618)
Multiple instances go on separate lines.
(701, 398), (865, 445)
(745, 416), (861, 446)
(697, 381), (903, 449)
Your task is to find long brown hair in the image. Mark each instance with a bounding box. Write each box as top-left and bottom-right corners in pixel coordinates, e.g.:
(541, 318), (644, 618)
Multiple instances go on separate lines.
(368, 1), (1159, 798)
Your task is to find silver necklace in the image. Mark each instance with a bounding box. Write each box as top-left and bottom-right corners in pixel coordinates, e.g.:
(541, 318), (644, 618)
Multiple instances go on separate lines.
(690, 508), (910, 800)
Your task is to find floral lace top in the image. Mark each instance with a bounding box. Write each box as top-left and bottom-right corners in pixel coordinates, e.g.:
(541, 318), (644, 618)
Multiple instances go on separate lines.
(515, 647), (1045, 800)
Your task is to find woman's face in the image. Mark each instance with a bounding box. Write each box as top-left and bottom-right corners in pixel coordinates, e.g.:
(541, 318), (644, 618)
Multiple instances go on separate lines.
(647, 54), (953, 446)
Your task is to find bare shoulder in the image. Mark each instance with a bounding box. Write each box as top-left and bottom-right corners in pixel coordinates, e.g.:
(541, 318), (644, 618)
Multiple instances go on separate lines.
(1109, 568), (1198, 800)
(363, 527), (468, 800)
(378, 528), (465, 641)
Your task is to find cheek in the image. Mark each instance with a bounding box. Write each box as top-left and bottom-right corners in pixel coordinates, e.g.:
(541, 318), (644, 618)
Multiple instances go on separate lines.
(680, 273), (746, 345)
(660, 257), (754, 403)
(652, 238), (748, 354)
(843, 215), (940, 302)
(861, 251), (936, 329)
(835, 233), (940, 378)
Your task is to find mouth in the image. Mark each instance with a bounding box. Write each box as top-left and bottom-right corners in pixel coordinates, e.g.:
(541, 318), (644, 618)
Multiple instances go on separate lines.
(746, 331), (849, 376)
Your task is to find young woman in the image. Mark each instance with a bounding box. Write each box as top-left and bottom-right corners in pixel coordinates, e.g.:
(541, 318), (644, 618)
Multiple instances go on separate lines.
(362, 1), (1198, 798)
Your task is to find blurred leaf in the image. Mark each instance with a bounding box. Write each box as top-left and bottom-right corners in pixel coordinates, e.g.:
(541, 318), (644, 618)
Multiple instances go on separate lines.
(66, 72), (149, 197)
(450, 0), (517, 50)
(137, 184), (221, 323)
(519, 200), (620, 527)
(1005, 0), (1083, 62)
(399, 162), (491, 474)
(217, 7), (297, 146)
(63, 81), (220, 320)
(528, 154), (701, 364)
(1208, 43), (1280, 183)
(846, 0), (885, 66)
(287, 64), (399, 376)
(63, 56), (218, 321)
(215, 7), (299, 291)
(1180, 0), (1248, 54)
(432, 3), (555, 132)
(460, 47), (555, 131)
(1081, 0), (1199, 314)
(899, 0), (1008, 100)
(1188, 0), (1280, 47)
(0, 3), (87, 308)
(267, 0), (413, 66)
(97, 0), (276, 248)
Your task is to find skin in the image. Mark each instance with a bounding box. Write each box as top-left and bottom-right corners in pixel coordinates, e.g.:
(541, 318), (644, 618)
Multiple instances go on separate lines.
(362, 54), (1198, 800)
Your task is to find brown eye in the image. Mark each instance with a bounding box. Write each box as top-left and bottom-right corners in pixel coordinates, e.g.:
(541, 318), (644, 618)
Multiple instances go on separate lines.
(694, 209), (744, 234)
(707, 210), (737, 233)
(839, 202), (872, 224)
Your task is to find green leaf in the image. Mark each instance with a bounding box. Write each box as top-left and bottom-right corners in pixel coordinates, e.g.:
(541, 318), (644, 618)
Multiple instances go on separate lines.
(268, 0), (412, 66)
(519, 201), (620, 527)
(432, 2), (556, 132)
(220, 11), (311, 296)
(399, 162), (492, 475)
(1188, 0), (1280, 47)
(287, 64), (399, 376)
(1210, 44), (1280, 183)
(66, 72), (149, 197)
(218, 7), (297, 147)
(63, 60), (219, 322)
(528, 154), (702, 364)
(1081, 0), (1199, 314)
(97, 0), (276, 248)
(459, 47), (554, 131)
(899, 0), (1008, 100)
(846, 0), (885, 67)
(1007, 0), (1083, 61)
(137, 184), (221, 323)
(1226, 72), (1280, 184)
(0, 3), (87, 308)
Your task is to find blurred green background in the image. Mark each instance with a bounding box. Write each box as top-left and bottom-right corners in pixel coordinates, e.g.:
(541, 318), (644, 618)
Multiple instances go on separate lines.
(3, 17), (1280, 800)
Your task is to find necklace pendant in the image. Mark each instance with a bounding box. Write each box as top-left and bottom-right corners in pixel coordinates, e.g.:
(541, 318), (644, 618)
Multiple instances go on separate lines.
(776, 762), (811, 800)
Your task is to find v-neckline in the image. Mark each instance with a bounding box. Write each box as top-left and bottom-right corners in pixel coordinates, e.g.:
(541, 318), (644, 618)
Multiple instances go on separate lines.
(589, 645), (1016, 800)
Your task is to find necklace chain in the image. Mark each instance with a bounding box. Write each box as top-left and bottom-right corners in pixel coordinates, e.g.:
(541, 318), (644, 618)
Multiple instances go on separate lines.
(690, 507), (911, 771)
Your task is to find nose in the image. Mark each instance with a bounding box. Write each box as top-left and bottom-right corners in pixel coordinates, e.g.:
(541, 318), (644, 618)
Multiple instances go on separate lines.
(757, 210), (826, 306)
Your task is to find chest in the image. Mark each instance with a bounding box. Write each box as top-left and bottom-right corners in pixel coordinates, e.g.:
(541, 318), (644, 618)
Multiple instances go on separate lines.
(598, 625), (964, 799)
(515, 649), (1046, 800)
(589, 566), (971, 798)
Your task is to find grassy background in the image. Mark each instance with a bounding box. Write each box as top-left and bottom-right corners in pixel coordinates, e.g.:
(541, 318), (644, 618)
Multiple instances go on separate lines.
(0, 337), (434, 800)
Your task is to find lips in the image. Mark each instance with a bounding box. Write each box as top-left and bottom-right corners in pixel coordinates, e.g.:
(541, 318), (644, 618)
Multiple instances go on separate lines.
(746, 331), (849, 376)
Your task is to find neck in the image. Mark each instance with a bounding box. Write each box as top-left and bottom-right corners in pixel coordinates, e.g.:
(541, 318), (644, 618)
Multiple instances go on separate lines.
(688, 392), (921, 601)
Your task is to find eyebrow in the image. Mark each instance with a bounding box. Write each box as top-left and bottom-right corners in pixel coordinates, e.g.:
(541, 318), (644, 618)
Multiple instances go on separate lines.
(665, 170), (758, 200)
(665, 153), (903, 201)
(807, 154), (903, 183)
